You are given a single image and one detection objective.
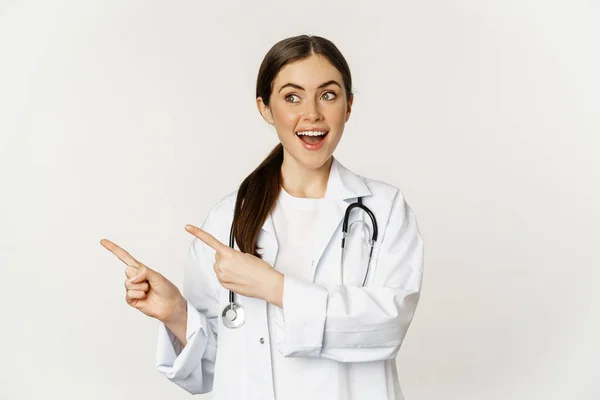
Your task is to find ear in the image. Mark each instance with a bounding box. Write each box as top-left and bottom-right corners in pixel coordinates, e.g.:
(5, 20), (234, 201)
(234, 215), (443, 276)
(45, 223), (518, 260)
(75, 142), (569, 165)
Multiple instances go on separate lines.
(256, 97), (274, 125)
(345, 94), (354, 122)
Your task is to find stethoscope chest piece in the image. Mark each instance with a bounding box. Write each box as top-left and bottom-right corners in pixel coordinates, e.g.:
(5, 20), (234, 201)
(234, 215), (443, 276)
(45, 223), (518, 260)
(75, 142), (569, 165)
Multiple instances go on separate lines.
(222, 302), (245, 329)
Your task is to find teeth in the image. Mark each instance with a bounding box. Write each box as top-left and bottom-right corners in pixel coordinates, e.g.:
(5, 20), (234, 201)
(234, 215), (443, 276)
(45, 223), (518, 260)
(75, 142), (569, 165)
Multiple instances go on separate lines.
(297, 130), (328, 136)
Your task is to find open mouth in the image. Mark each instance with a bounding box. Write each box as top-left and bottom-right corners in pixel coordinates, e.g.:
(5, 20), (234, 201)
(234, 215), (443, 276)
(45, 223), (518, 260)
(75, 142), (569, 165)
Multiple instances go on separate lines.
(296, 130), (329, 145)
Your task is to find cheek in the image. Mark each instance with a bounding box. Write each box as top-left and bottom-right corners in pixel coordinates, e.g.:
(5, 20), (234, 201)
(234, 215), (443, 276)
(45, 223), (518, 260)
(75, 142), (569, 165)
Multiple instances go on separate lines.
(328, 103), (348, 124)
(274, 108), (298, 125)
(272, 109), (300, 134)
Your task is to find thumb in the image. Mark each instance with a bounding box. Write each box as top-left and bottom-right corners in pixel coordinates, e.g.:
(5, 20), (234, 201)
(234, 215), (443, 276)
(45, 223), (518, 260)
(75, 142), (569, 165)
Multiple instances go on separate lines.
(129, 265), (161, 284)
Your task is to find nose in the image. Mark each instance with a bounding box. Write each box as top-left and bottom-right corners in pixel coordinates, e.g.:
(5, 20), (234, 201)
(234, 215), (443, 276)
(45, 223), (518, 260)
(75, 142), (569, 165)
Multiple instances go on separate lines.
(302, 97), (324, 121)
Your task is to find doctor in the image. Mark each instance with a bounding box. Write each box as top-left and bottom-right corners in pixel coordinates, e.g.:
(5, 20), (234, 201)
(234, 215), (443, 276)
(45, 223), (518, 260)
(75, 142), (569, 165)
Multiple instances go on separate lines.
(101, 34), (424, 400)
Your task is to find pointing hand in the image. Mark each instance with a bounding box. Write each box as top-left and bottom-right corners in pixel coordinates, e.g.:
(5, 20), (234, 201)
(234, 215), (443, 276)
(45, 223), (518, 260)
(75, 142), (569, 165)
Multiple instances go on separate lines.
(100, 239), (186, 323)
(184, 224), (284, 307)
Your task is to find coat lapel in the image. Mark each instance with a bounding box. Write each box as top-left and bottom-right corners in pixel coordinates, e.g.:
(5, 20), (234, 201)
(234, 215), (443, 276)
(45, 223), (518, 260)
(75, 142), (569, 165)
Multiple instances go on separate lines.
(308, 195), (348, 281)
(309, 157), (371, 281)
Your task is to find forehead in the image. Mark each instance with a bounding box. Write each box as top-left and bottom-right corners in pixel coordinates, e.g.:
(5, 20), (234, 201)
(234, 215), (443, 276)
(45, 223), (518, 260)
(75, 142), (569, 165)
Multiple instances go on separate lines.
(273, 55), (343, 89)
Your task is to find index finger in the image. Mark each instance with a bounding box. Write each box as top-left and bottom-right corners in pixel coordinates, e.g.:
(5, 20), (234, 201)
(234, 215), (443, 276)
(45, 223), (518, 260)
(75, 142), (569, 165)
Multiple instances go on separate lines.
(100, 239), (141, 268)
(185, 224), (231, 254)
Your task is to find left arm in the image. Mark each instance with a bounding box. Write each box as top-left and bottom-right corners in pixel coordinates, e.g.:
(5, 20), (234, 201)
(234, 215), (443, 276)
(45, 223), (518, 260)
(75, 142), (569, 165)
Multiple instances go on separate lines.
(274, 190), (424, 362)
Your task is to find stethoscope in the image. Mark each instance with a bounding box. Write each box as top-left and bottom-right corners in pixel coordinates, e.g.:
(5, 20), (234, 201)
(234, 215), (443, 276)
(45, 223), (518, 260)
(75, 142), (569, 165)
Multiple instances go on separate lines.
(221, 196), (378, 329)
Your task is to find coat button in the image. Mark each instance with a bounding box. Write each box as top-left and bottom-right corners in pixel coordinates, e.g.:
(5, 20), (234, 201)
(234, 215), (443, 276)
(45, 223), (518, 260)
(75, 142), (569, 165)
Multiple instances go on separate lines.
(259, 337), (265, 344)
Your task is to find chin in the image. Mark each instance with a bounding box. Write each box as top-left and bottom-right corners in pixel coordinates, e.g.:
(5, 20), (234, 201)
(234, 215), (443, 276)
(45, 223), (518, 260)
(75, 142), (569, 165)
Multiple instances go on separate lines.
(293, 152), (333, 170)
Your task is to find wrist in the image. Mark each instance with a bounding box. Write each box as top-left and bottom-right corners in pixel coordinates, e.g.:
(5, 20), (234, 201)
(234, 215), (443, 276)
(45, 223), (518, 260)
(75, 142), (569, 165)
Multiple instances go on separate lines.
(162, 294), (187, 326)
(162, 295), (188, 347)
(264, 270), (284, 308)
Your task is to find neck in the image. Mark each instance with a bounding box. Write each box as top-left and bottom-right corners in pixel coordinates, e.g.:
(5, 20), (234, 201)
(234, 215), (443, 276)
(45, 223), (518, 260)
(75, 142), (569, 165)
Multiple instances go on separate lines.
(280, 152), (333, 199)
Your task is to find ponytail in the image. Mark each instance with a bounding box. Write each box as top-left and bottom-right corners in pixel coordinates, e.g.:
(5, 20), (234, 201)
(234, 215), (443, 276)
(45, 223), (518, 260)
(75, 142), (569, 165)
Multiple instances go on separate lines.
(232, 143), (284, 258)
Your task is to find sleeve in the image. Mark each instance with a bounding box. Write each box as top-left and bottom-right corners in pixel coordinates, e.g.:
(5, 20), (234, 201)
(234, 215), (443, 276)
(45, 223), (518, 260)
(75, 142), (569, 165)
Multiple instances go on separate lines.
(155, 207), (223, 394)
(276, 189), (424, 363)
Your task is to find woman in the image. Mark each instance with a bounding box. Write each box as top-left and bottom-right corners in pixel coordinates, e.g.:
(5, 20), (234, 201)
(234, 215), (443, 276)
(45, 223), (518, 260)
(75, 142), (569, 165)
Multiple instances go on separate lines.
(101, 35), (424, 400)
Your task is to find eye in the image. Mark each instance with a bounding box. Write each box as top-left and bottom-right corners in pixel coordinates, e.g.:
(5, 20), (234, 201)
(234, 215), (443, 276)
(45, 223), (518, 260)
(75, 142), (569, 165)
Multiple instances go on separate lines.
(322, 91), (337, 100)
(285, 94), (300, 103)
(285, 91), (337, 103)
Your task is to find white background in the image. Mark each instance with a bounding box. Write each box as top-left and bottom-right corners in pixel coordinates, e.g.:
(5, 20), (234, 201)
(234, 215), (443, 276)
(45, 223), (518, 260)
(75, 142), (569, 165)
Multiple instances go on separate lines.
(1, 1), (598, 399)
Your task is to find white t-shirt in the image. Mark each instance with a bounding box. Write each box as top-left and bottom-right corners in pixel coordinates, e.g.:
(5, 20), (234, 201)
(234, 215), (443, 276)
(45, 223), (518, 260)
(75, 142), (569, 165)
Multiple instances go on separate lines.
(266, 186), (327, 399)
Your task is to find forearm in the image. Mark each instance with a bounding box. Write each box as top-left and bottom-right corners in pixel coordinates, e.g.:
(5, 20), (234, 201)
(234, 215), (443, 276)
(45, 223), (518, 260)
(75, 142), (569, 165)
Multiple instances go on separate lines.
(275, 275), (421, 362)
(275, 192), (424, 361)
(162, 297), (188, 347)
(261, 270), (285, 308)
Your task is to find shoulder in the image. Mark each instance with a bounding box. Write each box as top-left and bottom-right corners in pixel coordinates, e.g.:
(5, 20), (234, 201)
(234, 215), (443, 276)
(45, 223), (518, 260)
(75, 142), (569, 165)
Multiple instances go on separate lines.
(194, 190), (238, 245)
(352, 172), (423, 253)
(349, 169), (417, 234)
(355, 170), (409, 215)
(362, 175), (403, 202)
(205, 190), (238, 224)
(210, 190), (238, 215)
(334, 157), (403, 204)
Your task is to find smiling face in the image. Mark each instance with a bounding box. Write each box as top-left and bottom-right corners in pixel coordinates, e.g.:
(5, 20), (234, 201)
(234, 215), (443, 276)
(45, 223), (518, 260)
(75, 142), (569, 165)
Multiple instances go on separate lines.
(257, 54), (353, 170)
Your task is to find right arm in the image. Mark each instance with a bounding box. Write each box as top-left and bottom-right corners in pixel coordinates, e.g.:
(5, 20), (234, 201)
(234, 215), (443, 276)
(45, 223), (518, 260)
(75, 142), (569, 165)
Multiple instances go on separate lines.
(155, 209), (223, 395)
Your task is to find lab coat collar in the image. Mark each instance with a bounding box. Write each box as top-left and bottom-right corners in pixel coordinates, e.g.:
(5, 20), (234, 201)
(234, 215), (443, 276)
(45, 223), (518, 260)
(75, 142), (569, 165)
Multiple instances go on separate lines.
(326, 155), (371, 202)
(260, 156), (370, 236)
(260, 156), (371, 280)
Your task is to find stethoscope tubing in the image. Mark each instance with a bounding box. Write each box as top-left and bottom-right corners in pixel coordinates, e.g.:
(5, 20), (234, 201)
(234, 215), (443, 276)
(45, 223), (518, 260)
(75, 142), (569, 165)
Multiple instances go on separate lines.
(223, 196), (378, 329)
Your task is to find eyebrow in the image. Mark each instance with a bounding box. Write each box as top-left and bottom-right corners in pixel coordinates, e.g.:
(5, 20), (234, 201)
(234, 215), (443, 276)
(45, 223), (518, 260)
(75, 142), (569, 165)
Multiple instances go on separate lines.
(277, 80), (342, 93)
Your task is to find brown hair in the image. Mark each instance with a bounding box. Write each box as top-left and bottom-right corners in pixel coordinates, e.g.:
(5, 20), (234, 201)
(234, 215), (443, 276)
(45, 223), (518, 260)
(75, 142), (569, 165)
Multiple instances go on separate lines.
(233, 34), (353, 257)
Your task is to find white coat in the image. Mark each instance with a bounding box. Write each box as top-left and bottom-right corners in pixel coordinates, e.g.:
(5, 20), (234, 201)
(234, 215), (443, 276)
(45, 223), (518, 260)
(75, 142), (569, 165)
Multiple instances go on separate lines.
(155, 156), (424, 400)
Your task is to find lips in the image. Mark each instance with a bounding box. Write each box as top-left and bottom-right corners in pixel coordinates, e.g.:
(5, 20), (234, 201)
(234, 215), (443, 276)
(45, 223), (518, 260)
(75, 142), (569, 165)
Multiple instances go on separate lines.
(296, 130), (329, 151)
(295, 128), (329, 134)
(296, 131), (328, 143)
